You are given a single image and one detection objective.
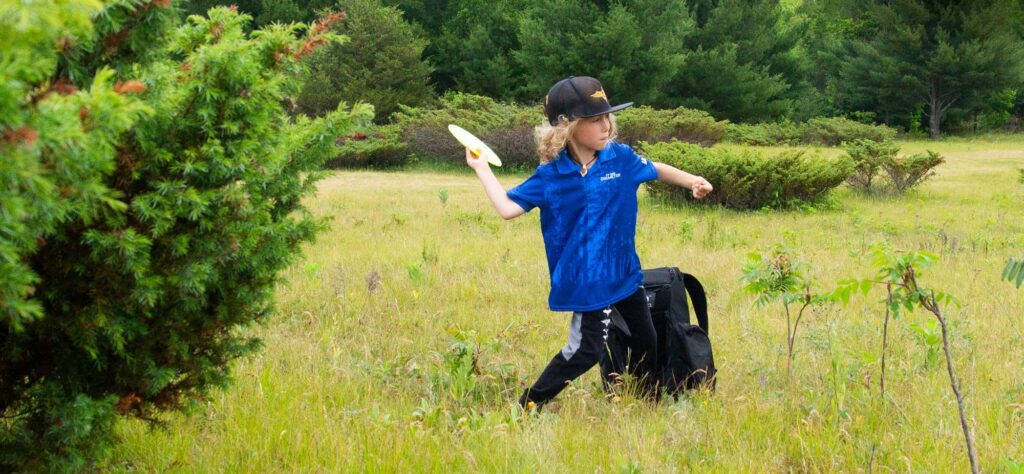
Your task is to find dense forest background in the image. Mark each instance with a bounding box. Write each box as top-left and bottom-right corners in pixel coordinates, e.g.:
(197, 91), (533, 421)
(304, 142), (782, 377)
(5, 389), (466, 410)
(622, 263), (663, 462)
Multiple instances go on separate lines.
(183, 0), (1024, 138)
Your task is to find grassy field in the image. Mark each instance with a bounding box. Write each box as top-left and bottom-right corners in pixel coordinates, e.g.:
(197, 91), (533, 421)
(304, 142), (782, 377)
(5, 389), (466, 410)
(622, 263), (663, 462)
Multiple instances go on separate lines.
(102, 139), (1024, 472)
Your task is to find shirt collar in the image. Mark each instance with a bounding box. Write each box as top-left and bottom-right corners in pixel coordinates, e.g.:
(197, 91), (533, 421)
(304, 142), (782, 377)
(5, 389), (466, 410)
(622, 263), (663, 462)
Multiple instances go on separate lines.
(553, 142), (614, 175)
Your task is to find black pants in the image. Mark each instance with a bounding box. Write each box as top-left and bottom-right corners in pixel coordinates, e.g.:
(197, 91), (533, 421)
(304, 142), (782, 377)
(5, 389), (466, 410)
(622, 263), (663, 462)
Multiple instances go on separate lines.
(519, 287), (657, 407)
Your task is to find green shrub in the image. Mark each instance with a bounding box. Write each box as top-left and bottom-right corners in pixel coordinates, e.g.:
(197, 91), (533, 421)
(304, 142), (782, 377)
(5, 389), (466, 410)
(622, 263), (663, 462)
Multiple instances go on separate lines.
(615, 106), (728, 147)
(800, 117), (897, 146)
(882, 151), (945, 193)
(393, 92), (543, 169)
(723, 121), (803, 146)
(842, 139), (900, 191)
(841, 140), (944, 194)
(325, 124), (408, 169)
(641, 141), (853, 209)
(0, 5), (370, 470)
(724, 117), (897, 147)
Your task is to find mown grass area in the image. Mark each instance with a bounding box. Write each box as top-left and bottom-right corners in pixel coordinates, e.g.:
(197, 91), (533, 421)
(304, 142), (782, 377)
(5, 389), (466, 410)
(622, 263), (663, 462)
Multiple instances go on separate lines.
(102, 140), (1024, 472)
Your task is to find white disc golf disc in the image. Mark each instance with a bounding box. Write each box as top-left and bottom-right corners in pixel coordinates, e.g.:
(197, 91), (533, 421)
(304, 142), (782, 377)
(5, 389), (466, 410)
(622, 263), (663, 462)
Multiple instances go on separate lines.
(448, 124), (502, 167)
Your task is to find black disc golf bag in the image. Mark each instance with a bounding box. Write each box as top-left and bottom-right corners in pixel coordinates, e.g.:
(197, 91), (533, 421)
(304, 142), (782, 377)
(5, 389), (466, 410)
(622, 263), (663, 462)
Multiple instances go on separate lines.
(599, 267), (716, 397)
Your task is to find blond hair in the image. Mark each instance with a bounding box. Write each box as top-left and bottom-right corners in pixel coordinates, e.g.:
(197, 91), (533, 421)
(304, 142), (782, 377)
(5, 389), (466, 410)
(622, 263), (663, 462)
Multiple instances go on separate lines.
(534, 114), (618, 163)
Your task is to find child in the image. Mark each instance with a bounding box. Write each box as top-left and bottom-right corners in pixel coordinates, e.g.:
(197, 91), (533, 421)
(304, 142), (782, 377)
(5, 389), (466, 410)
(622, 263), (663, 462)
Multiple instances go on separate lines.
(465, 76), (713, 409)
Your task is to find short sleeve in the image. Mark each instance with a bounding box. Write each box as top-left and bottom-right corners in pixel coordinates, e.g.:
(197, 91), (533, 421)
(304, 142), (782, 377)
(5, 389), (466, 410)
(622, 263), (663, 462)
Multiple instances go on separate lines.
(623, 145), (658, 183)
(506, 171), (545, 212)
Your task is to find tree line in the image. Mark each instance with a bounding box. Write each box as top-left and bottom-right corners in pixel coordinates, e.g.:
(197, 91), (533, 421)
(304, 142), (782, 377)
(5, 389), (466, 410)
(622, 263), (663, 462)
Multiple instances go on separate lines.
(181, 0), (1024, 138)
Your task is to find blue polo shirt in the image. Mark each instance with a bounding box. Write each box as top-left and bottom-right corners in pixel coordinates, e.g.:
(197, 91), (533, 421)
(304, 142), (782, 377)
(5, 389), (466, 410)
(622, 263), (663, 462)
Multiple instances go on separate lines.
(507, 141), (659, 312)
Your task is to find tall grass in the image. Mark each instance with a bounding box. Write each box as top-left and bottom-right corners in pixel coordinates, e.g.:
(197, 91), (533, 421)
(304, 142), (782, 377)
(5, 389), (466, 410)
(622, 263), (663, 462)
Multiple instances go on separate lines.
(101, 141), (1024, 472)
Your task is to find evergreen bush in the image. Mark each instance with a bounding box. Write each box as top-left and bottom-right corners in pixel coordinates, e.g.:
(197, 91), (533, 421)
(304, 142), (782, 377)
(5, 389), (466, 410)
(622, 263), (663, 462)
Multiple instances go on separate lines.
(725, 117), (896, 147)
(0, 4), (371, 470)
(723, 121), (803, 146)
(615, 106), (728, 147)
(842, 139), (900, 191)
(841, 141), (944, 194)
(641, 141), (853, 209)
(800, 117), (897, 146)
(882, 151), (945, 193)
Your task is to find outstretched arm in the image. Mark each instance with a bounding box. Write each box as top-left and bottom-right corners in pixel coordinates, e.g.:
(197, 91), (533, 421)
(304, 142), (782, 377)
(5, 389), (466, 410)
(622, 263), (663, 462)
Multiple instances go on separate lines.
(653, 162), (713, 199)
(466, 148), (526, 220)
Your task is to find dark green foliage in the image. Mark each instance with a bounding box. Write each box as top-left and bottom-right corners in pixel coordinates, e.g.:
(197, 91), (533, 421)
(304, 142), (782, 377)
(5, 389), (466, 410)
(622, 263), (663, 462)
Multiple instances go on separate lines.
(182, 0), (335, 27)
(385, 0), (451, 37)
(393, 92), (543, 168)
(948, 87), (1021, 134)
(881, 150), (945, 193)
(669, 0), (811, 122)
(184, 0), (1024, 133)
(827, 0), (1024, 137)
(842, 139), (900, 191)
(1, 3), (371, 469)
(430, 0), (815, 120)
(512, 0), (691, 105)
(669, 45), (794, 122)
(57, 0), (180, 82)
(725, 117), (896, 146)
(615, 106), (728, 147)
(642, 141), (853, 209)
(296, 0), (435, 122)
(430, 0), (525, 100)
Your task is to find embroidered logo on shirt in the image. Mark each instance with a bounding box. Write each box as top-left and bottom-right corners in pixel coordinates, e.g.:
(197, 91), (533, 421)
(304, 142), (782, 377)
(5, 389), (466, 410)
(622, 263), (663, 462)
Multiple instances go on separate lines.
(599, 172), (621, 181)
(640, 156), (648, 165)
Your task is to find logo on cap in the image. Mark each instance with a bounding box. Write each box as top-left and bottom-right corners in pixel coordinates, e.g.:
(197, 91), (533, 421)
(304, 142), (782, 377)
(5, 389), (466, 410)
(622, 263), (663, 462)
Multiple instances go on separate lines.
(590, 89), (607, 100)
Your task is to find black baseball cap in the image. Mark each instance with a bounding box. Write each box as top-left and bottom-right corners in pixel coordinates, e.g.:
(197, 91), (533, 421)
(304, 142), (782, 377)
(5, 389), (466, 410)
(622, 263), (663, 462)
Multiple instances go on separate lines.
(544, 76), (633, 126)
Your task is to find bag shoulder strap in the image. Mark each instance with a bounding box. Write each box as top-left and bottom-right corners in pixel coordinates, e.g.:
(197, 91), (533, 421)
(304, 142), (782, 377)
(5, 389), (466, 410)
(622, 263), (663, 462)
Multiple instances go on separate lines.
(682, 272), (709, 334)
(666, 267), (689, 324)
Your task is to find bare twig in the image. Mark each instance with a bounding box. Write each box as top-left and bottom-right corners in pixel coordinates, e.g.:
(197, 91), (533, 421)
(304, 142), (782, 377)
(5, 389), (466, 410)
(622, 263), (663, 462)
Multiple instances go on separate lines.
(881, 281), (892, 398)
(786, 288), (813, 381)
(920, 291), (978, 474)
(784, 301), (792, 380)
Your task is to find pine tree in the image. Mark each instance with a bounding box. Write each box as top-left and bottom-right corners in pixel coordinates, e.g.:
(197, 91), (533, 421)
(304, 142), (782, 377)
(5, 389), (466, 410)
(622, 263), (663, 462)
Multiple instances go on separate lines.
(296, 0), (435, 121)
(0, 2), (371, 469)
(430, 0), (526, 100)
(513, 0), (691, 105)
(832, 0), (1024, 137)
(670, 0), (810, 122)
